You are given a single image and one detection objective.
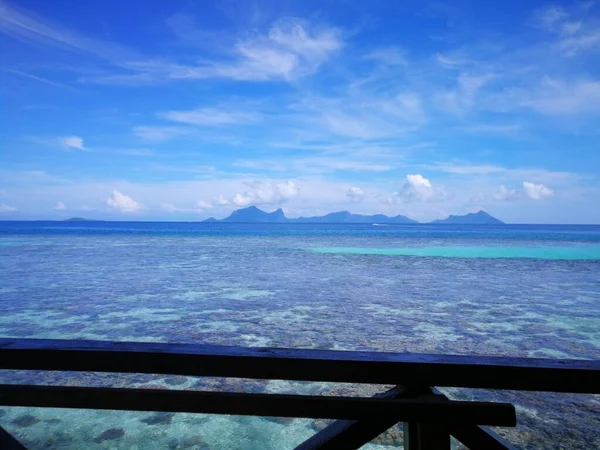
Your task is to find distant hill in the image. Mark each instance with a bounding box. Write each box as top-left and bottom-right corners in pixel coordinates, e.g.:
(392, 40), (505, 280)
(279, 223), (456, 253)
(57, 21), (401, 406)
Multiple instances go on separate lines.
(204, 207), (504, 224)
(292, 211), (417, 224)
(64, 217), (101, 222)
(213, 206), (287, 223)
(204, 207), (416, 223)
(430, 210), (504, 225)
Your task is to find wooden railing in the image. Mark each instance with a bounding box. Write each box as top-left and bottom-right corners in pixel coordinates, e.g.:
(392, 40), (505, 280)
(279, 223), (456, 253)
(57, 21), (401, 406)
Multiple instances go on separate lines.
(0, 338), (598, 449)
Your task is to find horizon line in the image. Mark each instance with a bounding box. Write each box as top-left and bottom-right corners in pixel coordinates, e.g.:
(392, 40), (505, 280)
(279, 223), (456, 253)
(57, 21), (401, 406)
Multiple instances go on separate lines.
(2, 220), (600, 226)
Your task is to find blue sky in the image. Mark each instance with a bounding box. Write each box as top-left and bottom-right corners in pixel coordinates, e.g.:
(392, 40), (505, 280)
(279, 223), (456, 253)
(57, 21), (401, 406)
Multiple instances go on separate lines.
(1, 0), (599, 223)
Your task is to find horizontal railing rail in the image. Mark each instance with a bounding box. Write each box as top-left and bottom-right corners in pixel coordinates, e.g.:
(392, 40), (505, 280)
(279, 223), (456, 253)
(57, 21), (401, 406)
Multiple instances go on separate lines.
(1, 338), (598, 450)
(1, 338), (598, 393)
(0, 385), (516, 425)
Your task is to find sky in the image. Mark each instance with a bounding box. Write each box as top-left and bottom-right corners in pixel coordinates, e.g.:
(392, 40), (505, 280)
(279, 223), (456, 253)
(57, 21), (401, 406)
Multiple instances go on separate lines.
(1, 0), (599, 223)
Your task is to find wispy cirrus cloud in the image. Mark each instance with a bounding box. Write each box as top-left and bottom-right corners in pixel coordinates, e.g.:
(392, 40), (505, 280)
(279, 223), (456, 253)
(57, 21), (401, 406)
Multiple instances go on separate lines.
(83, 19), (342, 84)
(234, 155), (395, 175)
(434, 52), (468, 68)
(159, 107), (261, 126)
(132, 126), (191, 142)
(0, 0), (136, 63)
(463, 123), (522, 134)
(0, 1), (341, 85)
(365, 47), (406, 66)
(296, 91), (427, 140)
(532, 4), (600, 56)
(427, 163), (506, 175)
(3, 68), (73, 88)
(523, 77), (600, 115)
(435, 72), (496, 116)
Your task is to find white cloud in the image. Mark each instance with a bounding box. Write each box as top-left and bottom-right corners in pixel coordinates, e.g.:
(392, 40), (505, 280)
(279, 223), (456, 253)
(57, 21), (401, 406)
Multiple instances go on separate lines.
(523, 181), (554, 200)
(402, 174), (433, 201)
(232, 180), (299, 207)
(60, 135), (86, 151)
(494, 185), (520, 201)
(195, 200), (212, 210)
(232, 193), (252, 207)
(159, 108), (260, 126)
(215, 195), (230, 206)
(54, 201), (66, 210)
(494, 182), (554, 201)
(161, 202), (178, 213)
(276, 180), (300, 199)
(162, 200), (212, 213)
(394, 174), (446, 203)
(106, 190), (141, 213)
(346, 186), (364, 203)
(0, 204), (18, 213)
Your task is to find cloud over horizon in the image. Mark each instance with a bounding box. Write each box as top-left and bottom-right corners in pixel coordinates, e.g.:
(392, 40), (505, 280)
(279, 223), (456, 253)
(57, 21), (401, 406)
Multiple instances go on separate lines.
(106, 190), (141, 213)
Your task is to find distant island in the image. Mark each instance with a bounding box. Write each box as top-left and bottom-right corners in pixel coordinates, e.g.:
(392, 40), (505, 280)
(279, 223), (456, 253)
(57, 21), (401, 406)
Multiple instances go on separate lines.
(64, 217), (102, 222)
(203, 206), (504, 224)
(430, 210), (504, 225)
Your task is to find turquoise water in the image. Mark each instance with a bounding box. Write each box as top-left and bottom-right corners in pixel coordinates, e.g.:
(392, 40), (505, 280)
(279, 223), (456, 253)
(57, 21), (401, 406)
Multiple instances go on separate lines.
(309, 245), (600, 259)
(0, 222), (599, 449)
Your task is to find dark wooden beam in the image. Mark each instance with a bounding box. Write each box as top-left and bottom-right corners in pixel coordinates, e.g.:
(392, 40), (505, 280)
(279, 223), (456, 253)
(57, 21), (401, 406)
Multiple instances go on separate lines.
(403, 387), (451, 450)
(295, 386), (518, 450)
(293, 386), (408, 450)
(0, 384), (517, 426)
(1, 338), (598, 393)
(451, 425), (517, 450)
(404, 422), (450, 450)
(431, 387), (515, 450)
(0, 426), (28, 450)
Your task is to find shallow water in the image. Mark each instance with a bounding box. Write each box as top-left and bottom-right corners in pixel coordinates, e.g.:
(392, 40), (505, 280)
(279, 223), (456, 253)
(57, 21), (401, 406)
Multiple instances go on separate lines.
(309, 245), (600, 259)
(1, 222), (599, 449)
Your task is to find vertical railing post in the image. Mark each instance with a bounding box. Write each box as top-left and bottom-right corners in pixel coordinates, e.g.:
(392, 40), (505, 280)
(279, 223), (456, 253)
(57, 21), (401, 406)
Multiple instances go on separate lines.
(402, 386), (451, 450)
(404, 422), (450, 450)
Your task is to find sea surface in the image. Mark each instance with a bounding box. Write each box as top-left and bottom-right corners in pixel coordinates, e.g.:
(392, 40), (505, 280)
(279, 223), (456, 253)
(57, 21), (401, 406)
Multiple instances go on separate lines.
(1, 221), (599, 449)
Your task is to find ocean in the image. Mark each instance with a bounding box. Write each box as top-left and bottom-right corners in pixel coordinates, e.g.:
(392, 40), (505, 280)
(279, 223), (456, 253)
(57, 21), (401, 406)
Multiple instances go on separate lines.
(1, 221), (599, 449)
